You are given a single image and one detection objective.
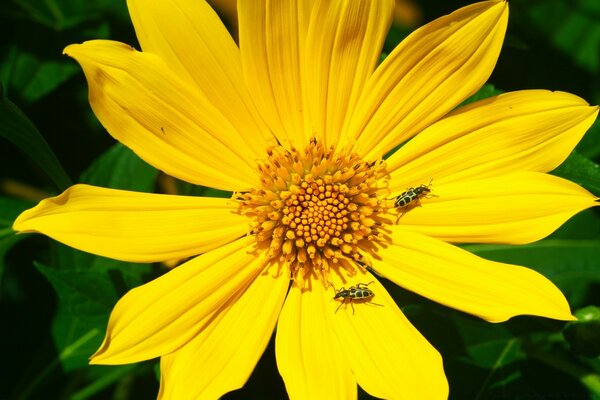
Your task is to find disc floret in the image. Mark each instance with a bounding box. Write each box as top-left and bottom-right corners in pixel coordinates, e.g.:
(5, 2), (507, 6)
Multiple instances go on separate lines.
(236, 139), (392, 284)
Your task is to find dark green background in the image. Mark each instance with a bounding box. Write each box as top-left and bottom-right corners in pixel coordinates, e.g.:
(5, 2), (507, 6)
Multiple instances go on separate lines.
(1, 0), (599, 399)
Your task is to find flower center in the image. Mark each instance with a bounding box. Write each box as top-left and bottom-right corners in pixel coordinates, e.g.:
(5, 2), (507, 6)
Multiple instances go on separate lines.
(235, 139), (392, 285)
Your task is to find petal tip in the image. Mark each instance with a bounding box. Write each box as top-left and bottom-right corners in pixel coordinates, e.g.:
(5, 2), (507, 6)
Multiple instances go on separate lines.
(63, 43), (78, 56)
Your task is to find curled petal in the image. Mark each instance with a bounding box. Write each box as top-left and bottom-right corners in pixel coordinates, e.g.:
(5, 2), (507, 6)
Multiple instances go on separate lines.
(13, 184), (247, 263)
(387, 90), (599, 189)
(395, 172), (598, 244)
(90, 237), (262, 364)
(350, 0), (508, 158)
(65, 40), (259, 191)
(159, 269), (288, 400)
(374, 229), (575, 323)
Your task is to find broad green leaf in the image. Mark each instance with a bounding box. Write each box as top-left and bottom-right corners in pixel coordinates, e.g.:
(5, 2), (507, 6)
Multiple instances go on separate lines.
(465, 240), (600, 308)
(552, 150), (600, 195)
(80, 143), (158, 192)
(0, 89), (72, 191)
(452, 316), (523, 370)
(35, 262), (122, 316)
(1, 47), (78, 103)
(37, 256), (154, 370)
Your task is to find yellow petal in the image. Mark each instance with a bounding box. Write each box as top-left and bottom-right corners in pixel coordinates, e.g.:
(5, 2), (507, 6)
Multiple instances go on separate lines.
(13, 184), (247, 263)
(328, 269), (448, 400)
(349, 0), (508, 159)
(374, 229), (575, 323)
(158, 269), (288, 400)
(305, 0), (395, 146)
(387, 90), (599, 188)
(238, 0), (314, 146)
(395, 172), (598, 244)
(275, 278), (356, 400)
(126, 0), (273, 158)
(90, 237), (262, 364)
(64, 40), (258, 191)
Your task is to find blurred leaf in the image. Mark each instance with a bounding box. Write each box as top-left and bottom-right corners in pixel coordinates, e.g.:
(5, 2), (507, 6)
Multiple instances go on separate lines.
(80, 143), (158, 192)
(0, 196), (34, 287)
(453, 318), (523, 370)
(1, 47), (78, 103)
(528, 0), (600, 73)
(552, 150), (600, 195)
(549, 209), (600, 240)
(564, 306), (600, 358)
(2, 0), (129, 30)
(576, 118), (600, 160)
(0, 89), (72, 190)
(175, 179), (230, 198)
(465, 240), (600, 308)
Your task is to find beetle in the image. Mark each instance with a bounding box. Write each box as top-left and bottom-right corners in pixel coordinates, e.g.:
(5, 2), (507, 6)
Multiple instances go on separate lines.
(329, 281), (381, 314)
(393, 180), (435, 221)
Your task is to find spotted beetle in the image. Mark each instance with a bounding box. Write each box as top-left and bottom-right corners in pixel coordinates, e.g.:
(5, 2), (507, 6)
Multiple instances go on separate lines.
(329, 281), (381, 314)
(393, 180), (435, 221)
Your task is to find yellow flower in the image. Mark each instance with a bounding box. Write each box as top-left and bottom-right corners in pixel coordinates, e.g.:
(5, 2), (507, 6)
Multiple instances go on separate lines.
(13, 0), (599, 399)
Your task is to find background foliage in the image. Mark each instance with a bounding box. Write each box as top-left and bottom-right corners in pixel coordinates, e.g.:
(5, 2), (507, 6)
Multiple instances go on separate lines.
(1, 0), (599, 399)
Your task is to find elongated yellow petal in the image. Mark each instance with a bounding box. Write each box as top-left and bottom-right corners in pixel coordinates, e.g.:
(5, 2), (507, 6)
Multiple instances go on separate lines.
(387, 90), (599, 188)
(64, 40), (258, 191)
(13, 184), (247, 263)
(328, 270), (448, 400)
(238, 0), (314, 146)
(127, 0), (273, 158)
(374, 229), (575, 323)
(158, 269), (288, 400)
(396, 172), (598, 244)
(349, 0), (508, 159)
(275, 279), (356, 400)
(305, 0), (394, 146)
(90, 238), (262, 364)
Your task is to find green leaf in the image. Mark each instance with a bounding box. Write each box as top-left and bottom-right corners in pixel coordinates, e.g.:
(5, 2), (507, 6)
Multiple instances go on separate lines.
(552, 150), (600, 195)
(453, 317), (523, 370)
(37, 256), (154, 370)
(2, 0), (129, 30)
(1, 47), (78, 103)
(564, 306), (600, 358)
(0, 89), (72, 191)
(80, 143), (158, 192)
(465, 240), (600, 308)
(576, 118), (600, 159)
